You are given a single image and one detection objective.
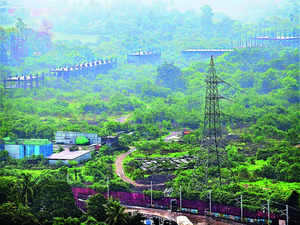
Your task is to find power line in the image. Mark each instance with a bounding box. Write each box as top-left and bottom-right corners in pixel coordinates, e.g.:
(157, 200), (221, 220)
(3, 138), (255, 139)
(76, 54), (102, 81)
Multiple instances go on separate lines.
(272, 201), (300, 212)
(202, 56), (223, 186)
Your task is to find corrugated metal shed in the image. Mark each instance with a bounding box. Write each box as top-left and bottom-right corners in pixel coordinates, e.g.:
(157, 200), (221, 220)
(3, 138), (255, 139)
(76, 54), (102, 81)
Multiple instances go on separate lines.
(47, 149), (91, 165)
(2, 138), (53, 159)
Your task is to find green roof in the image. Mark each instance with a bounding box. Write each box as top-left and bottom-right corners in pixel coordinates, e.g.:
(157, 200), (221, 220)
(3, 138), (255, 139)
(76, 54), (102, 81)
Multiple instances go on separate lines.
(2, 138), (51, 145)
(20, 139), (51, 145)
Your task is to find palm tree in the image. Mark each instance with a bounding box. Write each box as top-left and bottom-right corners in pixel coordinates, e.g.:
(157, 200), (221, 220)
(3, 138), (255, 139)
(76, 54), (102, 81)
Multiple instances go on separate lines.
(105, 198), (128, 225)
(17, 173), (36, 206)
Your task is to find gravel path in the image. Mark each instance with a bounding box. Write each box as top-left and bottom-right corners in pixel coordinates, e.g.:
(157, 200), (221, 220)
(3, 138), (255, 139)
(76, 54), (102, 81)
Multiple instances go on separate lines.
(115, 147), (164, 187)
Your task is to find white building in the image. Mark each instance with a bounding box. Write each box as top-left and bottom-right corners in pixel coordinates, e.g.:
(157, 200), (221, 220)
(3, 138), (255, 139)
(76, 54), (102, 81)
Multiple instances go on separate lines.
(47, 149), (92, 165)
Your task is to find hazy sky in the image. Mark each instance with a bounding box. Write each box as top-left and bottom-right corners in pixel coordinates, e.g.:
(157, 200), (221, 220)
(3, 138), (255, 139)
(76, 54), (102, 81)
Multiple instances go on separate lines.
(166, 0), (285, 20)
(10, 0), (286, 21)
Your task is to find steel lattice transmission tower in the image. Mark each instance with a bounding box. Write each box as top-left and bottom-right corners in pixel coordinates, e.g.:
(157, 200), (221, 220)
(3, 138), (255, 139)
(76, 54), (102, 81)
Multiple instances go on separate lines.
(202, 56), (223, 185)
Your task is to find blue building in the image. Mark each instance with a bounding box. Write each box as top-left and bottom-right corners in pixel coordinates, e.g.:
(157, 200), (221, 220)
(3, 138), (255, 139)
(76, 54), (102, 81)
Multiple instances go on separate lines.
(1, 138), (53, 159)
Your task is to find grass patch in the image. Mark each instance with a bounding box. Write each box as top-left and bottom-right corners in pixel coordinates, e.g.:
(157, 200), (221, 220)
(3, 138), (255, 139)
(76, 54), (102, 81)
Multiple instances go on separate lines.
(245, 160), (267, 172)
(240, 179), (300, 192)
(13, 169), (49, 177)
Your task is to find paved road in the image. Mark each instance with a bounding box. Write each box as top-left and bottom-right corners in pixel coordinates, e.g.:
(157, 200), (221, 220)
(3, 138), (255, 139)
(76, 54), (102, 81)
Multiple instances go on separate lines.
(125, 205), (207, 225)
(125, 206), (176, 221)
(115, 147), (164, 187)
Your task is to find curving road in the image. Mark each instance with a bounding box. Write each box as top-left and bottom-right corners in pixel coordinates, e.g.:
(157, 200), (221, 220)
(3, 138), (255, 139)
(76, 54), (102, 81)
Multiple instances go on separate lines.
(115, 147), (164, 187)
(125, 206), (208, 225)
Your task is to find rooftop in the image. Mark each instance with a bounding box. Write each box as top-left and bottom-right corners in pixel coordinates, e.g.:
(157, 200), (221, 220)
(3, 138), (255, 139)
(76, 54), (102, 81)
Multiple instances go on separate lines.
(182, 49), (233, 52)
(7, 75), (39, 81)
(55, 131), (98, 136)
(2, 137), (51, 145)
(47, 149), (91, 160)
(128, 50), (161, 56)
(255, 36), (300, 40)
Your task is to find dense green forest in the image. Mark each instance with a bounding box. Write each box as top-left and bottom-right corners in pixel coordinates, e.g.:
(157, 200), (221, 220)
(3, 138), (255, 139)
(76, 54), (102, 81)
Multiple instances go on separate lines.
(0, 0), (299, 224)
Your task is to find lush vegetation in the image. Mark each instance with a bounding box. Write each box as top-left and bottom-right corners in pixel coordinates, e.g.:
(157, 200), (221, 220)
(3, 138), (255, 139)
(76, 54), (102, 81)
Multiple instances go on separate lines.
(0, 0), (299, 224)
(0, 171), (145, 225)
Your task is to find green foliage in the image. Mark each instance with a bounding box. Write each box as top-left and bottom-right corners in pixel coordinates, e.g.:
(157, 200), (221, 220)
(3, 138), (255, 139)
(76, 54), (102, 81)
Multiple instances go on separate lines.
(76, 136), (89, 145)
(0, 3), (299, 221)
(31, 178), (81, 222)
(0, 202), (39, 225)
(105, 198), (128, 225)
(156, 63), (184, 90)
(143, 190), (164, 200)
(53, 217), (80, 225)
(87, 194), (107, 222)
(70, 145), (79, 151)
(0, 176), (18, 204)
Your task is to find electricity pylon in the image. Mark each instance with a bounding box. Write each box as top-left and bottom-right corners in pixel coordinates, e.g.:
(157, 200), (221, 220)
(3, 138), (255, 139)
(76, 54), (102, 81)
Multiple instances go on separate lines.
(202, 56), (223, 185)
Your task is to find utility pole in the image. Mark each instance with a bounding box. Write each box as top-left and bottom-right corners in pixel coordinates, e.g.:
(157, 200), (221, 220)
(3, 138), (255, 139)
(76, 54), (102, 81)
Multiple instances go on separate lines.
(267, 200), (270, 225)
(107, 177), (109, 198)
(209, 190), (212, 214)
(150, 181), (153, 207)
(240, 195), (243, 222)
(179, 185), (182, 210)
(202, 56), (223, 185)
(286, 204), (288, 225)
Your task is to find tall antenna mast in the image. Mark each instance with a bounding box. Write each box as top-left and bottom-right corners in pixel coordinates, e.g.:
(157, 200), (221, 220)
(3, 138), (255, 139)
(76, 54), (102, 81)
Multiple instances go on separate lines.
(203, 56), (222, 185)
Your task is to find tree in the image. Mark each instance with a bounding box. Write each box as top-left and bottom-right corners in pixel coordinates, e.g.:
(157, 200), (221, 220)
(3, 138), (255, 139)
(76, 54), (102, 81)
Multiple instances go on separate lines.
(53, 217), (80, 225)
(287, 163), (300, 182)
(17, 173), (36, 206)
(105, 198), (128, 225)
(156, 63), (184, 90)
(0, 176), (18, 204)
(0, 84), (5, 110)
(87, 193), (107, 222)
(76, 136), (89, 145)
(81, 216), (106, 225)
(0, 150), (9, 163)
(0, 202), (39, 225)
(31, 178), (81, 223)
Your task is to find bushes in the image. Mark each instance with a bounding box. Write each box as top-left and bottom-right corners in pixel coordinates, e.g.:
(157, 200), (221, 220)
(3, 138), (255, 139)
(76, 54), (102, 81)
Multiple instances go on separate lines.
(238, 167), (250, 180)
(143, 190), (164, 200)
(70, 145), (79, 151)
(254, 154), (300, 182)
(287, 163), (300, 182)
(87, 194), (107, 222)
